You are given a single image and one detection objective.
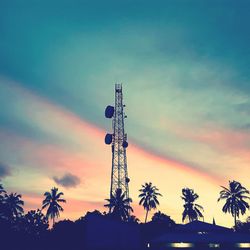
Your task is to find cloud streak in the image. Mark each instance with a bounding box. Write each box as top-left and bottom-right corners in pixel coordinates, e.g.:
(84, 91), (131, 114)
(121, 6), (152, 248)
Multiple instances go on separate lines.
(53, 173), (81, 188)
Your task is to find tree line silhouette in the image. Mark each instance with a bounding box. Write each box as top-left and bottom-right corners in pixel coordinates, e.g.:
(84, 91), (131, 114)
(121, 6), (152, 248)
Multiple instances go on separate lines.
(0, 180), (250, 249)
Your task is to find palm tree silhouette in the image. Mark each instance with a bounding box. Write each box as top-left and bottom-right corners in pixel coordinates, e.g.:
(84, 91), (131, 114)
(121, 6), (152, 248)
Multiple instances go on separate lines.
(218, 180), (250, 228)
(42, 187), (66, 226)
(4, 192), (24, 219)
(104, 188), (133, 221)
(139, 182), (162, 223)
(181, 188), (204, 223)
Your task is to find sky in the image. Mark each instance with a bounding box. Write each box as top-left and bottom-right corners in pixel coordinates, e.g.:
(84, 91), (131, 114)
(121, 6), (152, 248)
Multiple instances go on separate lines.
(0, 0), (250, 227)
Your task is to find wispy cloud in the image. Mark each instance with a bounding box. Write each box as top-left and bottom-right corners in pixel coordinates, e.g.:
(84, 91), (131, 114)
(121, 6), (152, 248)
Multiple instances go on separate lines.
(53, 173), (81, 188)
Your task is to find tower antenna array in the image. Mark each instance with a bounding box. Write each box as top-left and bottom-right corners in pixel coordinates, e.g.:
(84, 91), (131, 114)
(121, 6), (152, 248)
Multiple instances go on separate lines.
(105, 84), (130, 201)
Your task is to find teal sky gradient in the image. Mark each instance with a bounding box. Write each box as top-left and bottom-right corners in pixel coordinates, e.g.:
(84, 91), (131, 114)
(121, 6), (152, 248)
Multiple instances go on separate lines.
(0, 0), (250, 226)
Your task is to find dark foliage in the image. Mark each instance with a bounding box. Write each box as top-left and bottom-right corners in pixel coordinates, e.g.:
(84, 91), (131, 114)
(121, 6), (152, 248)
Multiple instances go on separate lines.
(235, 217), (250, 233)
(1, 181), (249, 250)
(151, 211), (176, 227)
(140, 211), (176, 243)
(0, 182), (143, 250)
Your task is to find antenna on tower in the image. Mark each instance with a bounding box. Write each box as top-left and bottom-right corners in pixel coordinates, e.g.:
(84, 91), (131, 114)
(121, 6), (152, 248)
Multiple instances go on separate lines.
(104, 84), (130, 202)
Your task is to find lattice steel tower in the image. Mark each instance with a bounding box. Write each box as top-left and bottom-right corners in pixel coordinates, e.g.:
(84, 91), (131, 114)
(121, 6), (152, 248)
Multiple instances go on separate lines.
(104, 84), (130, 200)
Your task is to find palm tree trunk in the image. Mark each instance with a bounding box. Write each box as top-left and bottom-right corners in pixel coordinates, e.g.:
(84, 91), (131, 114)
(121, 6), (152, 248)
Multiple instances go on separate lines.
(53, 216), (55, 227)
(234, 212), (237, 229)
(145, 209), (149, 223)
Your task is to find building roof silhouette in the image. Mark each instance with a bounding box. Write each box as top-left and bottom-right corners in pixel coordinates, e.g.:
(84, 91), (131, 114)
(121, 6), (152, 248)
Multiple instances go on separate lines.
(151, 221), (250, 246)
(175, 220), (231, 233)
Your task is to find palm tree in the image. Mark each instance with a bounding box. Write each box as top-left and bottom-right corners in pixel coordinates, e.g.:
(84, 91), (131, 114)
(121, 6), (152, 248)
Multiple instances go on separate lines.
(4, 192), (24, 219)
(218, 180), (250, 228)
(42, 187), (66, 226)
(104, 188), (133, 221)
(181, 188), (204, 223)
(139, 182), (162, 223)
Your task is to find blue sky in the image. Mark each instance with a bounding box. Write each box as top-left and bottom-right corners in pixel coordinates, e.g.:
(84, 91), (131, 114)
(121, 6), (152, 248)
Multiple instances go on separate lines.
(0, 0), (250, 226)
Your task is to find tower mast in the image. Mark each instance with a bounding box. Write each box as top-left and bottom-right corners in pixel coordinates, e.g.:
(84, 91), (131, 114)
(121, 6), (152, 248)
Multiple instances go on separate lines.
(105, 84), (130, 200)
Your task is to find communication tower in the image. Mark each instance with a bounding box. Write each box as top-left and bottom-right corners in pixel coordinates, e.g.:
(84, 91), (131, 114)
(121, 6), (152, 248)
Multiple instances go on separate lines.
(104, 84), (130, 200)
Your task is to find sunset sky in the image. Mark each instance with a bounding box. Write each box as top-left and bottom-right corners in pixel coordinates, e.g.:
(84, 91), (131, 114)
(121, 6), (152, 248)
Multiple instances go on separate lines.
(0, 0), (250, 227)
